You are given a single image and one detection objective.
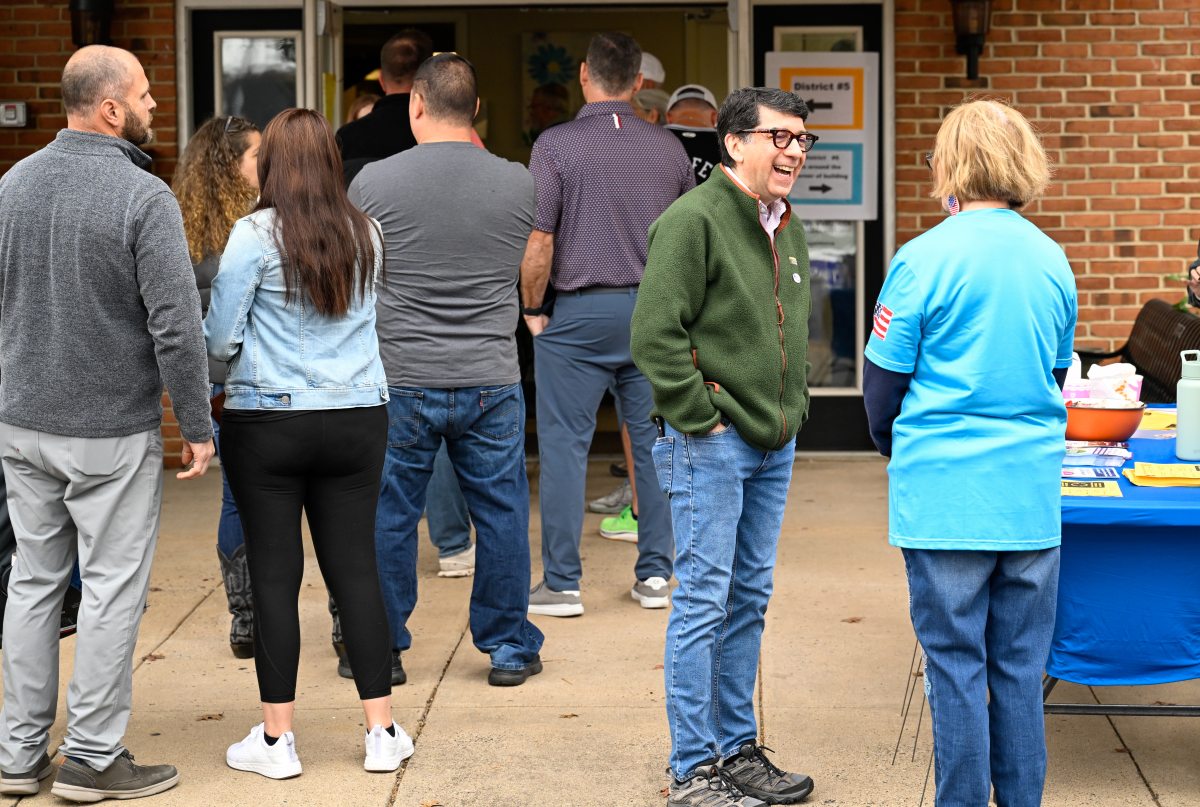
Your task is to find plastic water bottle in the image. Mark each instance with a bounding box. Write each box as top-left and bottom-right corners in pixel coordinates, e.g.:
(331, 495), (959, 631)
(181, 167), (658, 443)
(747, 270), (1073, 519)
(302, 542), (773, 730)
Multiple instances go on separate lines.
(1177, 350), (1200, 461)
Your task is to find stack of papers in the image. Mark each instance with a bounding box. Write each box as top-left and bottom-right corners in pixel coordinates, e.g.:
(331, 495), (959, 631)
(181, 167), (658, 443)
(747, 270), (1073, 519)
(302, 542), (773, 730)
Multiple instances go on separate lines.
(1063, 446), (1133, 467)
(1122, 462), (1200, 488)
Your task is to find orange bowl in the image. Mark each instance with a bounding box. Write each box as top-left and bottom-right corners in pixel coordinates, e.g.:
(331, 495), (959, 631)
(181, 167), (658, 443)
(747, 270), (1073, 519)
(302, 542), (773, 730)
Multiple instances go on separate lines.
(1065, 401), (1145, 442)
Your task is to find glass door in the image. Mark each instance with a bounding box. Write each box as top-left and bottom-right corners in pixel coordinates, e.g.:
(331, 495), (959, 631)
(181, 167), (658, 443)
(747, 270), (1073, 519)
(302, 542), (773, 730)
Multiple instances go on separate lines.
(189, 9), (304, 136)
(754, 4), (886, 450)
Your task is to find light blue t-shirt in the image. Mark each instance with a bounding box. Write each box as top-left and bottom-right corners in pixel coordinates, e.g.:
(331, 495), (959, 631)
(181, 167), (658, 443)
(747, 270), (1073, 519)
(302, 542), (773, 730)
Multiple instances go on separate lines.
(865, 208), (1078, 551)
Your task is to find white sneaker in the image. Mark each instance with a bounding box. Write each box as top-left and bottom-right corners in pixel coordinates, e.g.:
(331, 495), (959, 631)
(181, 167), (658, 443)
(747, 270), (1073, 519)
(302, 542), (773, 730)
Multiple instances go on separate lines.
(631, 577), (670, 609)
(364, 722), (415, 772)
(226, 723), (302, 779)
(438, 543), (475, 578)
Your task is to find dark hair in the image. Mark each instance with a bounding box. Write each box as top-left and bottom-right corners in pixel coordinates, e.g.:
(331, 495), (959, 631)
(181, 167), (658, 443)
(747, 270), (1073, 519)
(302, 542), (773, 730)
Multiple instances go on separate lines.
(62, 46), (128, 116)
(716, 87), (810, 167)
(585, 32), (641, 96)
(380, 28), (434, 86)
(256, 109), (379, 317)
(413, 53), (477, 126)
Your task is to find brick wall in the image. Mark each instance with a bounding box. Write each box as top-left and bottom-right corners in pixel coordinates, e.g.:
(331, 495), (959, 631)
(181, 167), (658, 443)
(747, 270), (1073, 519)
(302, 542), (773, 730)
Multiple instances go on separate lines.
(895, 0), (1200, 350)
(0, 0), (185, 465)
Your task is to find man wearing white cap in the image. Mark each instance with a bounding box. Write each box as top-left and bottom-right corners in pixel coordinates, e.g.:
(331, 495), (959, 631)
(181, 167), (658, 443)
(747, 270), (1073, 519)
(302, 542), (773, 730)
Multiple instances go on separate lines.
(640, 52), (665, 89)
(666, 84), (722, 185)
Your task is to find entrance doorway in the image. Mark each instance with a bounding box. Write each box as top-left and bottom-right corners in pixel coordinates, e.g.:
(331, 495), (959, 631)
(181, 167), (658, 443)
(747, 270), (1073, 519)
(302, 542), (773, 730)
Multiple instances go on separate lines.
(335, 5), (729, 166)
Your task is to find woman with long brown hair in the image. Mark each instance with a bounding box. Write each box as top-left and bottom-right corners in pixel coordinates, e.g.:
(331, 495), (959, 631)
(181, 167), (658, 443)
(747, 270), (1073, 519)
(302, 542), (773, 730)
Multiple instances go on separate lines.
(173, 114), (260, 660)
(204, 108), (410, 778)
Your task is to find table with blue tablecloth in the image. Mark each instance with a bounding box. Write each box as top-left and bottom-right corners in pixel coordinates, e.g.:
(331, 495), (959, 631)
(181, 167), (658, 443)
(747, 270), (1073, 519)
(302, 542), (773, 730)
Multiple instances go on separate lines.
(1046, 418), (1200, 713)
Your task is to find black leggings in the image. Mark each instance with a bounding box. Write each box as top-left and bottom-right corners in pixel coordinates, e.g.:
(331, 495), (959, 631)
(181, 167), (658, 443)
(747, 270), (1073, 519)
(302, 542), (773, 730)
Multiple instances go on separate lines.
(221, 406), (391, 703)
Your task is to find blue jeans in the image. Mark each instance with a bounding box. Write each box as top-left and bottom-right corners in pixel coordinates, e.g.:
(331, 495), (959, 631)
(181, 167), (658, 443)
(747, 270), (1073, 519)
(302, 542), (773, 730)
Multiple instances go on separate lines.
(374, 384), (543, 669)
(902, 547), (1060, 807)
(534, 289), (672, 590)
(654, 421), (795, 779)
(211, 383), (245, 558)
(426, 443), (472, 558)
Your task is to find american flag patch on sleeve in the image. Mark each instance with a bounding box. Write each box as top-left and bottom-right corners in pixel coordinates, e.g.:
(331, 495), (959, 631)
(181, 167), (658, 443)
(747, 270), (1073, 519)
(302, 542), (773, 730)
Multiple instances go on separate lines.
(872, 302), (893, 340)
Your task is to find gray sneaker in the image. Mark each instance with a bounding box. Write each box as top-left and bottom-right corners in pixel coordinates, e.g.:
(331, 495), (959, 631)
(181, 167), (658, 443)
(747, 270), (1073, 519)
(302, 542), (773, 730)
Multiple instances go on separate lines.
(51, 750), (180, 802)
(632, 576), (670, 609)
(588, 480), (632, 514)
(668, 764), (767, 807)
(721, 743), (814, 804)
(527, 580), (584, 617)
(0, 752), (54, 795)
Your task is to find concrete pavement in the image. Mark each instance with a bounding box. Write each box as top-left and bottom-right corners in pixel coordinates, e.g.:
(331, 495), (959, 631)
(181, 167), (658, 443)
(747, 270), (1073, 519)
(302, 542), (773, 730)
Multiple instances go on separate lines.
(3, 457), (1199, 806)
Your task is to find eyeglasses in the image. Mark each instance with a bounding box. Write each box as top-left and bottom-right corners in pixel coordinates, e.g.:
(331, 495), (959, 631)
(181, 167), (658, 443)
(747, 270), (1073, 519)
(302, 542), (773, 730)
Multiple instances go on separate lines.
(738, 129), (820, 152)
(924, 151), (933, 170)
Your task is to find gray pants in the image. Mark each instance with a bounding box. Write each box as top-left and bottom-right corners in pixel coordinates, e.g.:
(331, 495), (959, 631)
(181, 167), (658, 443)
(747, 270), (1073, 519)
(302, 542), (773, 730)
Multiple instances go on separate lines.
(0, 422), (162, 771)
(533, 288), (673, 590)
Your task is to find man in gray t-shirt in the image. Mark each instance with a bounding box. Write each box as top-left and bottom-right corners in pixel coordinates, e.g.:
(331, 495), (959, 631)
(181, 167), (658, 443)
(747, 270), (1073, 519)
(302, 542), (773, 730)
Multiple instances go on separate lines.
(349, 53), (545, 687)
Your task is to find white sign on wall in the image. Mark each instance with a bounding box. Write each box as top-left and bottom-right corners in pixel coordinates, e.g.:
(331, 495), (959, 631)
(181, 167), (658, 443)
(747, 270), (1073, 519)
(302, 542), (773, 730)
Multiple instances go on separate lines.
(765, 52), (879, 221)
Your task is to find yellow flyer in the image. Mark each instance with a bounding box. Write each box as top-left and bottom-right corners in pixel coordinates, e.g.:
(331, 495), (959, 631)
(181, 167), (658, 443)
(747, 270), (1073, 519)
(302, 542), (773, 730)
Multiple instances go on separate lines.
(1139, 410), (1177, 431)
(1131, 462), (1200, 479)
(1123, 465), (1200, 487)
(1061, 480), (1123, 497)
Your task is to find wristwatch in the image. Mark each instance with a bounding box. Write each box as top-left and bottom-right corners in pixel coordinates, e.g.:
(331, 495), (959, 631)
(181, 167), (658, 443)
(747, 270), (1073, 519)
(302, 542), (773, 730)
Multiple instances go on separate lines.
(521, 304), (546, 316)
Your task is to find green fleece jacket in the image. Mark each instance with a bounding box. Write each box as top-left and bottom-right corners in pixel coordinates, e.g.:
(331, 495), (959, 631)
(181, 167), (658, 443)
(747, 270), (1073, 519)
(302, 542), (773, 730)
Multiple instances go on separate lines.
(631, 167), (811, 451)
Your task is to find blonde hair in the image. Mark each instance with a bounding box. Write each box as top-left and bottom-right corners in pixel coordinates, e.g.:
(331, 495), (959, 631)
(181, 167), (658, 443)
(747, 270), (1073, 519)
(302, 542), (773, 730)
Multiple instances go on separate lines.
(930, 100), (1050, 209)
(173, 116), (259, 263)
(345, 92), (380, 124)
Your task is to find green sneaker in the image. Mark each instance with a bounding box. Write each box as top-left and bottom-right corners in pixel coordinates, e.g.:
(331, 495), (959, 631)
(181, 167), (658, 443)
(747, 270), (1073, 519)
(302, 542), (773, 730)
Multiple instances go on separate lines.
(599, 506), (638, 542)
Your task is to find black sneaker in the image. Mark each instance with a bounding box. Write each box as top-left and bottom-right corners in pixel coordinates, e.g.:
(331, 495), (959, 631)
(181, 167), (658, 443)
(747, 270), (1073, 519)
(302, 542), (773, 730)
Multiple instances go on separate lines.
(667, 764), (766, 806)
(0, 752), (54, 795)
(50, 750), (179, 802)
(720, 744), (813, 804)
(60, 586), (81, 640)
(336, 645), (406, 686)
(488, 654), (542, 687)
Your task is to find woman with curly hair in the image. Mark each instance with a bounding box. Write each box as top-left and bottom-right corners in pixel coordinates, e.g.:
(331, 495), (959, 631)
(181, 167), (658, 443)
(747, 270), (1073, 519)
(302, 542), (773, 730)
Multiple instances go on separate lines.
(173, 115), (260, 659)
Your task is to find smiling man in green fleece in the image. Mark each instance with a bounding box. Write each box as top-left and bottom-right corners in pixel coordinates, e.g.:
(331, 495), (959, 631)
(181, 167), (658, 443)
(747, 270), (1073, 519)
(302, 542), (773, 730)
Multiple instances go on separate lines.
(631, 86), (817, 807)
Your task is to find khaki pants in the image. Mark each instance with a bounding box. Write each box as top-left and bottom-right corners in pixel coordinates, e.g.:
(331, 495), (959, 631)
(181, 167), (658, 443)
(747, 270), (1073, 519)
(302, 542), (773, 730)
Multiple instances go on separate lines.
(0, 422), (162, 772)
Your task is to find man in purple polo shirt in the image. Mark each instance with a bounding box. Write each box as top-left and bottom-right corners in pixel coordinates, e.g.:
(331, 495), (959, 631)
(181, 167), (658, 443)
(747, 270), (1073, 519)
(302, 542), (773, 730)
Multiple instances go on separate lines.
(520, 32), (694, 618)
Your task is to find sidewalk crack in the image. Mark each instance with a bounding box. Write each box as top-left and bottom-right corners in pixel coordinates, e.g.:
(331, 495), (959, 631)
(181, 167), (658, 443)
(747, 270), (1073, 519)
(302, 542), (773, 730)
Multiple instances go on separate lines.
(1088, 685), (1163, 806)
(387, 621), (470, 806)
(757, 648), (767, 746)
(133, 584), (221, 674)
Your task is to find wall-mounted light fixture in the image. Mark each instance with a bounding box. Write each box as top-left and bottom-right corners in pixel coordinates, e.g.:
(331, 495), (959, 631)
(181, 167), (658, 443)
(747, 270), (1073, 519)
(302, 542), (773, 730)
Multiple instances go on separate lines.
(950, 0), (992, 81)
(69, 0), (115, 48)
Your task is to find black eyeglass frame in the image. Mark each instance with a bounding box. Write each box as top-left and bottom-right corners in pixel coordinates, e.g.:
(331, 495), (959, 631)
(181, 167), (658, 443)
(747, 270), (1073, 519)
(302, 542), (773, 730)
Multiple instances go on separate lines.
(924, 151), (934, 170)
(737, 128), (820, 152)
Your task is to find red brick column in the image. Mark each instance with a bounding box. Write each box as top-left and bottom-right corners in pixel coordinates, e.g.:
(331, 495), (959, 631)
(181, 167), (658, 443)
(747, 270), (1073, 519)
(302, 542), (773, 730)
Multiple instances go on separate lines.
(1, 0), (186, 465)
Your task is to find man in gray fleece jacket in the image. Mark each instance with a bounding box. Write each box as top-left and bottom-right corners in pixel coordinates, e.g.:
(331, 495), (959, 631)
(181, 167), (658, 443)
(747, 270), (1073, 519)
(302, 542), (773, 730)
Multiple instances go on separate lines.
(0, 46), (213, 802)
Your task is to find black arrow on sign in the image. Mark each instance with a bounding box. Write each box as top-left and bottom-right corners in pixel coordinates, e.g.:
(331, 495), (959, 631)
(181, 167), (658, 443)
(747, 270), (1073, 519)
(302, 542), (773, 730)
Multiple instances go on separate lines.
(809, 184), (833, 193)
(804, 99), (834, 111)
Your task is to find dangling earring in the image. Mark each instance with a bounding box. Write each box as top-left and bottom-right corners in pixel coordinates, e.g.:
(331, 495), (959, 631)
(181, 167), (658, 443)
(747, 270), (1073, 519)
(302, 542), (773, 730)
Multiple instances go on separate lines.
(947, 194), (960, 216)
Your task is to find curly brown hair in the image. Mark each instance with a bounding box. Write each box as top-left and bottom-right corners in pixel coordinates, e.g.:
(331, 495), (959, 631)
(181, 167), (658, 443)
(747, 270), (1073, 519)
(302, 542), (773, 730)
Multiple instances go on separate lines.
(173, 115), (259, 263)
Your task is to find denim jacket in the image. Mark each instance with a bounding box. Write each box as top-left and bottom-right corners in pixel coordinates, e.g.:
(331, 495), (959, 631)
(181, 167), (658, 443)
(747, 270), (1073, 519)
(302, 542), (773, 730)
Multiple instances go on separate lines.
(204, 209), (389, 410)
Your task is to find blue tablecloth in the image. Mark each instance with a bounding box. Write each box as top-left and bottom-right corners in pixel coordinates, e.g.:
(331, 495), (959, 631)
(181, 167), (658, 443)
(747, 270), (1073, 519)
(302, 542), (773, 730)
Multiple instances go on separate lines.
(1048, 423), (1200, 685)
